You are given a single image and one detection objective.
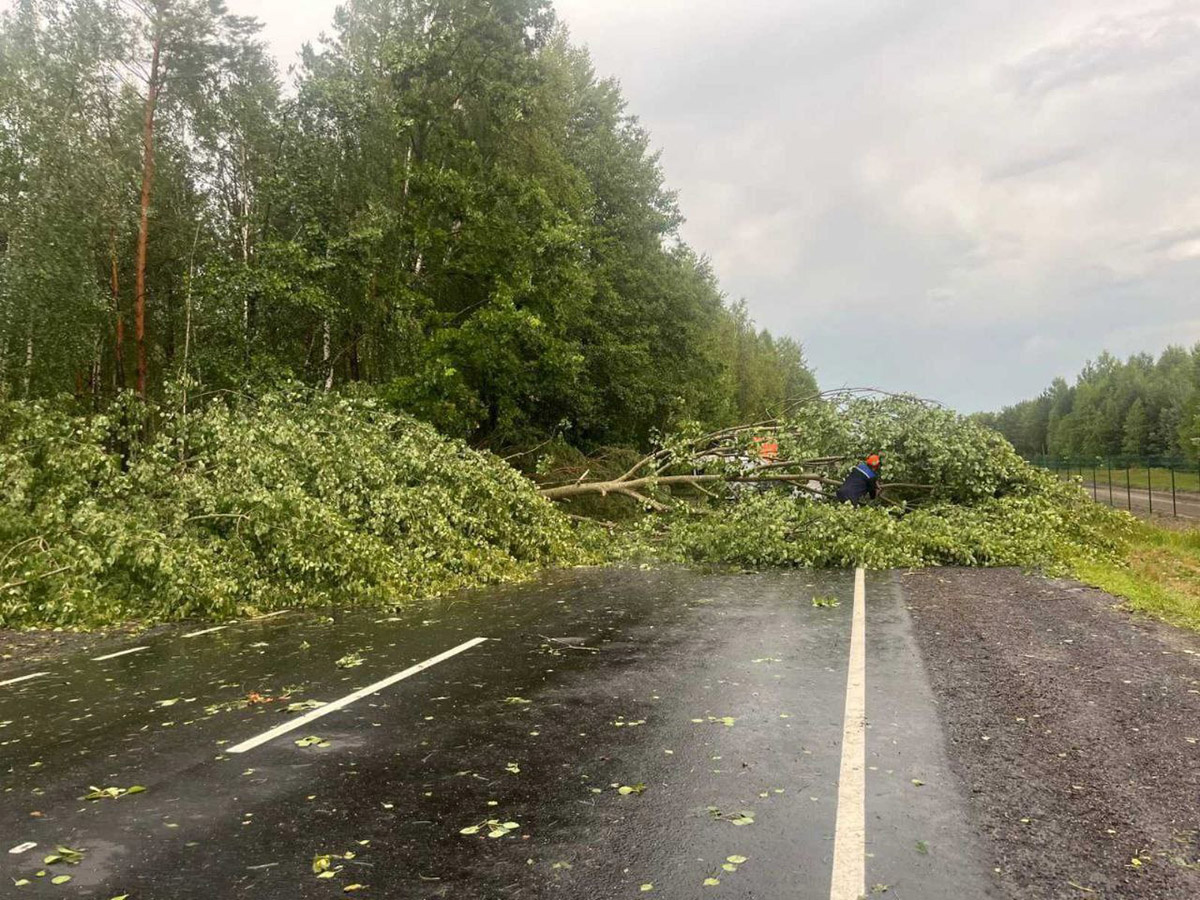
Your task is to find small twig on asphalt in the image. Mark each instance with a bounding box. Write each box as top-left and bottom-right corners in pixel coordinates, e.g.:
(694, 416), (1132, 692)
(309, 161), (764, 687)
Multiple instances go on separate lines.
(539, 635), (599, 652)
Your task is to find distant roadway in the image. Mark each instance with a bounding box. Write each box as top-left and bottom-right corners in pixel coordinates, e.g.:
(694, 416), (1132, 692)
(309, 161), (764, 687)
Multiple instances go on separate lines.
(1081, 481), (1200, 519)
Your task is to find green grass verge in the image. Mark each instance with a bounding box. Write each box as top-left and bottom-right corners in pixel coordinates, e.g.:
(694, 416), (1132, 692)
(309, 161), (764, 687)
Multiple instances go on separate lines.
(1074, 521), (1200, 631)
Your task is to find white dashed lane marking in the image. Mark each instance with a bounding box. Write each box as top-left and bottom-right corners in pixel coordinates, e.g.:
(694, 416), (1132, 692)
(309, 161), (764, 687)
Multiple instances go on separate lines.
(92, 646), (149, 662)
(182, 626), (228, 638)
(227, 637), (490, 754)
(0, 672), (49, 687)
(829, 567), (867, 900)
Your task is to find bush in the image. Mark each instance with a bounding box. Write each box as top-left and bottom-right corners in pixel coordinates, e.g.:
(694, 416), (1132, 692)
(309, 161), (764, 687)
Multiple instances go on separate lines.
(0, 389), (589, 628)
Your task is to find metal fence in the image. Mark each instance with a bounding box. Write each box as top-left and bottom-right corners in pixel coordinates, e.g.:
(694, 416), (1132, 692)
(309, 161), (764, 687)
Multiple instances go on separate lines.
(1032, 456), (1200, 518)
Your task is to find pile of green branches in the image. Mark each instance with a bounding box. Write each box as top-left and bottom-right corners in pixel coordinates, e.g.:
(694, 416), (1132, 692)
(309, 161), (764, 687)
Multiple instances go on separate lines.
(619, 394), (1134, 571)
(0, 390), (1132, 630)
(0, 388), (590, 628)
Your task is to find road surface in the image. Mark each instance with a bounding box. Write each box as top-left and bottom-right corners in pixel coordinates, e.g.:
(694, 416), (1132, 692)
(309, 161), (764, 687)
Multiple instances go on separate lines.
(1080, 481), (1200, 519)
(1, 567), (1197, 899)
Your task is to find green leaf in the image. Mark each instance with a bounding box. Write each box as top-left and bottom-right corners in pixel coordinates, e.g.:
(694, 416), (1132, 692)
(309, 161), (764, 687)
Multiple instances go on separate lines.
(286, 700), (325, 713)
(51, 875), (72, 885)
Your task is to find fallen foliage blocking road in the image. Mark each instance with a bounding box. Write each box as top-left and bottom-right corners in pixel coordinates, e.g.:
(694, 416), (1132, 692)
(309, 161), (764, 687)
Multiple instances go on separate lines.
(0, 389), (1135, 630)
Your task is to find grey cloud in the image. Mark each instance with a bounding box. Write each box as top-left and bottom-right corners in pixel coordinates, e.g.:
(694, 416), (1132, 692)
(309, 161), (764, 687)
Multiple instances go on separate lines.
(987, 146), (1086, 181)
(1006, 4), (1200, 98)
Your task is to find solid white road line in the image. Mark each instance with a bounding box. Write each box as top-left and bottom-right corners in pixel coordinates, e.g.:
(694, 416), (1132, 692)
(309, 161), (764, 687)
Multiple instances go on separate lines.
(0, 672), (49, 687)
(227, 637), (489, 754)
(182, 626), (227, 638)
(92, 646), (149, 662)
(830, 567), (867, 900)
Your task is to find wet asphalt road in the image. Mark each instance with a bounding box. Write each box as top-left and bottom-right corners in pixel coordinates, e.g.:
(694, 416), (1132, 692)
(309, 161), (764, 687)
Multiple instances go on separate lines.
(0, 568), (997, 899)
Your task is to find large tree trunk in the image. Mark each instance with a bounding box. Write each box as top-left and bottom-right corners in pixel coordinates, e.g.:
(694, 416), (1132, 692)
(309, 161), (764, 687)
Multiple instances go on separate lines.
(322, 320), (333, 391)
(22, 316), (33, 398)
(134, 24), (163, 399)
(540, 472), (833, 504)
(110, 227), (125, 390)
(240, 140), (253, 342)
(349, 326), (361, 382)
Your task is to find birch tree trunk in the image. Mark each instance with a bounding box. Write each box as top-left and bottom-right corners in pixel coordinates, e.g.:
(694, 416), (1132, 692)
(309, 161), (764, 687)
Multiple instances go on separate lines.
(134, 18), (163, 399)
(322, 320), (333, 391)
(110, 227), (125, 390)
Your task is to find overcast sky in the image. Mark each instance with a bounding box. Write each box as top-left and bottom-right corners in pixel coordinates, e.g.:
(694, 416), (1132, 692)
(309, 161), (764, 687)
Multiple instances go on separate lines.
(231, 0), (1200, 411)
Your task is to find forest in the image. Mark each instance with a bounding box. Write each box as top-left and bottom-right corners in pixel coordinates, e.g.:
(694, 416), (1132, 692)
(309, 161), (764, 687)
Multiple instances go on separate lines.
(0, 0), (815, 448)
(979, 346), (1200, 461)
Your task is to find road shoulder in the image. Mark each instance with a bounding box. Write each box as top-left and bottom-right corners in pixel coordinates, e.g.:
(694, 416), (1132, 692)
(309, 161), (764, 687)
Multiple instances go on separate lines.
(900, 567), (1200, 899)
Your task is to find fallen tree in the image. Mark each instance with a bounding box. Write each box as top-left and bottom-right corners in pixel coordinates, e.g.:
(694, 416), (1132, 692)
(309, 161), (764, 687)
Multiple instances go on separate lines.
(539, 390), (1134, 572)
(537, 391), (957, 509)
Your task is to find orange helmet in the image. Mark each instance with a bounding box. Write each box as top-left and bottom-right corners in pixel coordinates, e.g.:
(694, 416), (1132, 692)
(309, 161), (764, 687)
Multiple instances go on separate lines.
(866, 454), (882, 469)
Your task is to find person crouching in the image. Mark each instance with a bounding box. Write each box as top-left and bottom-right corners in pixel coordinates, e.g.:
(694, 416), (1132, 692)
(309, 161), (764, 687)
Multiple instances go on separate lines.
(835, 455), (882, 505)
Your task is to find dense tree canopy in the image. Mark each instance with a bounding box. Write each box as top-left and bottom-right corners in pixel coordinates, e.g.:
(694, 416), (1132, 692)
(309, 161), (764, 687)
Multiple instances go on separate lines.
(979, 346), (1200, 461)
(0, 0), (815, 448)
